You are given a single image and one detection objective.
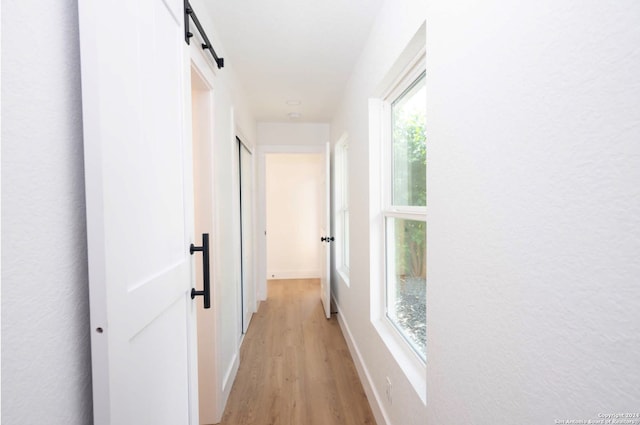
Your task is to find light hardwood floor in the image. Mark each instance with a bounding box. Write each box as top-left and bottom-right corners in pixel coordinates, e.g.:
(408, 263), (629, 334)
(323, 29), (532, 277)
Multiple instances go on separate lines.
(218, 279), (376, 425)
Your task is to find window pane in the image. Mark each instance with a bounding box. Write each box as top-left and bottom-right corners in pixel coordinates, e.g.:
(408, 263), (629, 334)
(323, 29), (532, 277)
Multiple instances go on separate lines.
(386, 217), (426, 360)
(344, 147), (349, 208)
(336, 141), (349, 275)
(343, 210), (349, 269)
(392, 72), (426, 207)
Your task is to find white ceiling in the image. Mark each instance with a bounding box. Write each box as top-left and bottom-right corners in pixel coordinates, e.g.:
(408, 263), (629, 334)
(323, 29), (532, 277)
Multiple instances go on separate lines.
(202, 0), (384, 122)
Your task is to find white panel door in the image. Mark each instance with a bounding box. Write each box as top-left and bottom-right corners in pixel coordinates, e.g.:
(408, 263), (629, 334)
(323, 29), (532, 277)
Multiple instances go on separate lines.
(78, 1), (198, 424)
(320, 142), (332, 319)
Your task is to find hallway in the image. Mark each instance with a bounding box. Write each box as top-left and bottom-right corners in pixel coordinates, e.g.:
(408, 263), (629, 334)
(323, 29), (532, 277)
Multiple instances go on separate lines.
(219, 279), (376, 425)
(6, 1), (640, 424)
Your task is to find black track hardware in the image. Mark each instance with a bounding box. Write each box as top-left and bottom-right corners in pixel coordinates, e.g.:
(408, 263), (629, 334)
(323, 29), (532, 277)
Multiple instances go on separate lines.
(184, 0), (224, 69)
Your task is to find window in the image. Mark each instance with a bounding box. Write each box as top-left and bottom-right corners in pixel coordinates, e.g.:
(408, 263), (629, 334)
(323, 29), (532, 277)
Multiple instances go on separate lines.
(383, 67), (426, 361)
(370, 34), (426, 404)
(334, 134), (350, 283)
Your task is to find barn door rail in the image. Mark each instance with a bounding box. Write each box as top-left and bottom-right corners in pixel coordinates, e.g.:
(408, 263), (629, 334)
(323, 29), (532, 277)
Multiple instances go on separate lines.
(184, 0), (224, 69)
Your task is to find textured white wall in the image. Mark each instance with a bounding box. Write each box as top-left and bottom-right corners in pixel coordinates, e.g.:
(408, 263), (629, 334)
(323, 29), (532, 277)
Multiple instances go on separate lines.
(334, 1), (640, 423)
(1, 0), (93, 423)
(266, 154), (323, 279)
(2, 0), (257, 423)
(329, 1), (427, 424)
(426, 1), (640, 424)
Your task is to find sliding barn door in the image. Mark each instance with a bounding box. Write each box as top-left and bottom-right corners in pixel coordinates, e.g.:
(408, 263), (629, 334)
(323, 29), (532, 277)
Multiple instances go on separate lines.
(78, 0), (198, 424)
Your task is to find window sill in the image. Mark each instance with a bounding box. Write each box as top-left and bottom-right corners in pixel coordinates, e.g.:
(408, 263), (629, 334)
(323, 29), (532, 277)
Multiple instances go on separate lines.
(338, 267), (350, 287)
(373, 317), (426, 405)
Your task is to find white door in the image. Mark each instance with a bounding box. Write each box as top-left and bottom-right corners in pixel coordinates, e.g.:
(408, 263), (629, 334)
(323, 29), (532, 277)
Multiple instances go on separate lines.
(320, 142), (332, 319)
(239, 141), (255, 333)
(78, 1), (198, 424)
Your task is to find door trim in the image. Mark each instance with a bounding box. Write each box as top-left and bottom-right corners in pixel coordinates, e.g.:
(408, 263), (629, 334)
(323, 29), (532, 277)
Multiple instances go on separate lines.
(186, 38), (220, 423)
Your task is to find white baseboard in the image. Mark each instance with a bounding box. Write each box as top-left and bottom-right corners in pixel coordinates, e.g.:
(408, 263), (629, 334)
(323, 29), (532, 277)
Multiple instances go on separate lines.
(216, 348), (240, 423)
(266, 270), (321, 280)
(333, 295), (391, 425)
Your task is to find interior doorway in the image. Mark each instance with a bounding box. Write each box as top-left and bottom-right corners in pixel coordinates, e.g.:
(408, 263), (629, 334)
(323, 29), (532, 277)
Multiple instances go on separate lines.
(265, 153), (324, 281)
(256, 144), (332, 315)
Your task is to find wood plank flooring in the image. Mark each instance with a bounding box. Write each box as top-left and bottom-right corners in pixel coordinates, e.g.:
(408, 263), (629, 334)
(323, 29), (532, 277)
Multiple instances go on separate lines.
(218, 279), (376, 425)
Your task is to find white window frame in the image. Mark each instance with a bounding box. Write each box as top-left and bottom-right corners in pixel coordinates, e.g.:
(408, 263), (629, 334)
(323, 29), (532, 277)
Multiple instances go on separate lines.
(370, 49), (426, 404)
(334, 133), (350, 285)
(384, 69), (427, 359)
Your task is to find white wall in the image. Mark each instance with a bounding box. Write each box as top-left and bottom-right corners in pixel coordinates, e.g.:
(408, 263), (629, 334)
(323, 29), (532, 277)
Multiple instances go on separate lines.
(425, 1), (640, 423)
(329, 1), (427, 425)
(188, 0), (257, 420)
(334, 1), (640, 424)
(1, 0), (93, 423)
(266, 154), (323, 279)
(2, 0), (257, 423)
(257, 122), (330, 146)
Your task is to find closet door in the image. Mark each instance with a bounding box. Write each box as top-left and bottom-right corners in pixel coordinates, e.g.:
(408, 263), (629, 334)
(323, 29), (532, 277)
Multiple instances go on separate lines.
(239, 138), (255, 333)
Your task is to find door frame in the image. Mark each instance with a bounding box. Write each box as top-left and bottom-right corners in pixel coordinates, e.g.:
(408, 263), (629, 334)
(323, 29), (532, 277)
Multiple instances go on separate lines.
(185, 38), (222, 423)
(189, 43), (255, 420)
(256, 144), (326, 302)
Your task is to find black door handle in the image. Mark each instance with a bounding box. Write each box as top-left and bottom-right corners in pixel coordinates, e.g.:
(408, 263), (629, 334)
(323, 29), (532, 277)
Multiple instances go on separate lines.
(190, 233), (211, 309)
(321, 236), (335, 242)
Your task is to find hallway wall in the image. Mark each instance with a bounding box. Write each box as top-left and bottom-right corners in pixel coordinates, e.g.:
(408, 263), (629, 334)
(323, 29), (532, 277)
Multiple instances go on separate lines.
(257, 122), (330, 146)
(1, 1), (93, 423)
(424, 1), (640, 423)
(333, 1), (640, 424)
(2, 1), (257, 423)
